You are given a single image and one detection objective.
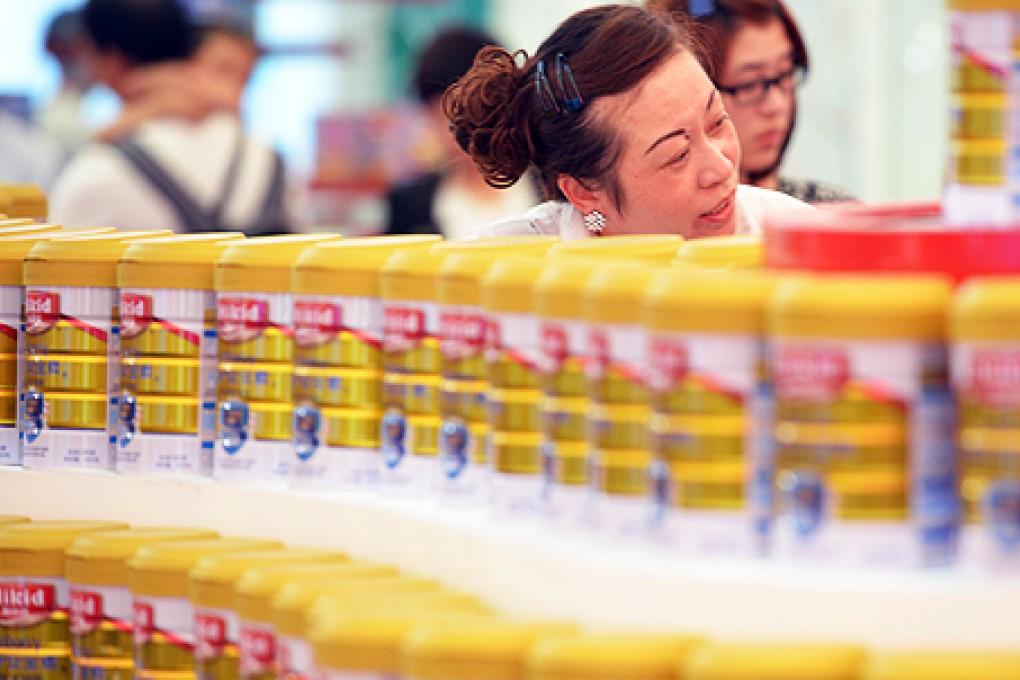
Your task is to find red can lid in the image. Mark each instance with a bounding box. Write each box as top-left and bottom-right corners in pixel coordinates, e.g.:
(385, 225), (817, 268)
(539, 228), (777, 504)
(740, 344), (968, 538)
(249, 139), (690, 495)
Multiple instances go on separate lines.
(763, 201), (1020, 282)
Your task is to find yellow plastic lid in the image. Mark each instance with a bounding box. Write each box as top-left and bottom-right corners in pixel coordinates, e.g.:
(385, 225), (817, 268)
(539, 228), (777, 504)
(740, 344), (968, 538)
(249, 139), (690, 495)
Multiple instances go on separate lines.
(0, 223), (59, 237)
(128, 537), (283, 598)
(547, 235), (683, 262)
(24, 231), (172, 287)
(66, 527), (219, 587)
(862, 651), (1020, 680)
(643, 270), (780, 334)
(317, 591), (490, 621)
(0, 184), (48, 220)
(534, 259), (603, 321)
(0, 516), (29, 526)
(0, 229), (114, 286)
(189, 547), (348, 610)
(674, 234), (762, 270)
(583, 263), (667, 325)
(312, 611), (479, 675)
(435, 237), (557, 307)
(118, 233), (245, 290)
(239, 561), (400, 627)
(684, 643), (865, 680)
(401, 621), (580, 680)
(293, 235), (441, 297)
(0, 219), (37, 230)
(305, 577), (443, 624)
(947, 0), (1020, 10)
(215, 234), (339, 293)
(0, 520), (129, 577)
(950, 276), (1020, 341)
(527, 633), (703, 680)
(768, 275), (952, 341)
(482, 257), (548, 315)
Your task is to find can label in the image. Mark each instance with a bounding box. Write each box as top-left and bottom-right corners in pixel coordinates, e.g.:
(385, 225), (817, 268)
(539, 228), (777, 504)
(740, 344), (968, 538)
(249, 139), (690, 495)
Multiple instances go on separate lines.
(238, 621), (275, 680)
(70, 584), (132, 672)
(3, 647), (71, 680)
(276, 635), (312, 680)
(646, 332), (761, 558)
(323, 673), (391, 680)
(290, 404), (380, 490)
(194, 607), (238, 680)
(21, 286), (115, 470)
(954, 342), (1020, 571)
(771, 340), (957, 568)
(0, 284), (20, 465)
(0, 576), (69, 680)
(118, 288), (217, 477)
(133, 596), (194, 674)
(216, 291), (293, 483)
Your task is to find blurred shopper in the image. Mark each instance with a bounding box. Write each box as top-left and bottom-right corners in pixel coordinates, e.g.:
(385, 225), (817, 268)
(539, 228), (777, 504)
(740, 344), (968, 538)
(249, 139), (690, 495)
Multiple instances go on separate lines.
(37, 9), (96, 157)
(386, 26), (539, 239)
(648, 0), (855, 204)
(50, 0), (291, 234)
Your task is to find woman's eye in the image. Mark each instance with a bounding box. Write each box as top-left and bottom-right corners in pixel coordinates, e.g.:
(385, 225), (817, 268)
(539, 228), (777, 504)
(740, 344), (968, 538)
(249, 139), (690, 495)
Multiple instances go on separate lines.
(667, 150), (689, 167)
(713, 114), (729, 130)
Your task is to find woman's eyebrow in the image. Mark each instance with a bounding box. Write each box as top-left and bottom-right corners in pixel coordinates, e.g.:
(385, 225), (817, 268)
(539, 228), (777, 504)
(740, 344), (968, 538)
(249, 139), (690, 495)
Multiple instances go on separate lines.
(644, 91), (716, 156)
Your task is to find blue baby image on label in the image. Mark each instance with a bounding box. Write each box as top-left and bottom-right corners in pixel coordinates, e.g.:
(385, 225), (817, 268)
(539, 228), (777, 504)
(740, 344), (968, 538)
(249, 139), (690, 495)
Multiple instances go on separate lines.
(118, 393), (138, 447)
(985, 480), (1020, 551)
(439, 420), (469, 480)
(648, 459), (671, 527)
(220, 400), (249, 455)
(380, 409), (406, 470)
(22, 389), (45, 444)
(787, 470), (825, 539)
(293, 406), (321, 462)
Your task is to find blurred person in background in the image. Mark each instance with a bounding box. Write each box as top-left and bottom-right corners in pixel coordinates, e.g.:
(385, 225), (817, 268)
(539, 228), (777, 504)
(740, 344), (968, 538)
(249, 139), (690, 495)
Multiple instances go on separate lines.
(648, 0), (855, 204)
(50, 0), (291, 234)
(445, 4), (810, 240)
(386, 26), (540, 239)
(37, 9), (96, 158)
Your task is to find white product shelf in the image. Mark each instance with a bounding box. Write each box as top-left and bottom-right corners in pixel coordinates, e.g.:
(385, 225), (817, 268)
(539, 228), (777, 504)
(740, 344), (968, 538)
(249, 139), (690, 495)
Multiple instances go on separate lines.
(0, 467), (1017, 651)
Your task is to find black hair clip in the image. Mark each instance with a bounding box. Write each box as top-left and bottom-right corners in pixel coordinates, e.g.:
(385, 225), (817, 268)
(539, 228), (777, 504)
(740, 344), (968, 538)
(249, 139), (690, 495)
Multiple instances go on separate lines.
(535, 52), (585, 121)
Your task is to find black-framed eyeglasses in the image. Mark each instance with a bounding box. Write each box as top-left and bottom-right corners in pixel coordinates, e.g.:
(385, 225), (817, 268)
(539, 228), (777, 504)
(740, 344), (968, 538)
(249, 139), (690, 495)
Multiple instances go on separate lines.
(716, 65), (807, 107)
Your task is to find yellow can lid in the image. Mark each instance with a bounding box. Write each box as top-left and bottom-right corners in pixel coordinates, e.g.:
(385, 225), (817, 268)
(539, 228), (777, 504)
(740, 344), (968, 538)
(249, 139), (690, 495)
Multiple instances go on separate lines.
(950, 276), (1020, 341)
(240, 561), (400, 627)
(293, 235), (441, 297)
(189, 547), (348, 610)
(674, 234), (762, 270)
(0, 219), (38, 230)
(65, 527), (219, 587)
(548, 235), (682, 262)
(534, 259), (602, 321)
(0, 228), (114, 286)
(0, 516), (29, 526)
(0, 520), (129, 577)
(380, 247), (450, 303)
(0, 184), (48, 220)
(118, 233), (245, 290)
(947, 0), (1020, 10)
(401, 620), (579, 680)
(862, 651), (1020, 680)
(24, 231), (172, 287)
(482, 257), (548, 314)
(312, 611), (478, 675)
(643, 270), (780, 334)
(269, 565), (404, 636)
(128, 537), (282, 598)
(317, 591), (490, 621)
(305, 577), (443, 625)
(435, 237), (556, 307)
(769, 274), (952, 341)
(0, 223), (59, 237)
(583, 263), (667, 324)
(684, 643), (865, 680)
(527, 633), (703, 680)
(215, 234), (339, 293)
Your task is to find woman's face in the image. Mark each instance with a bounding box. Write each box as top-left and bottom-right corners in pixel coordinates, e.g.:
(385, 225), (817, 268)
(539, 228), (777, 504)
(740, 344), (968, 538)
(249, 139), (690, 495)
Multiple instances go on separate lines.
(588, 49), (741, 239)
(718, 18), (796, 182)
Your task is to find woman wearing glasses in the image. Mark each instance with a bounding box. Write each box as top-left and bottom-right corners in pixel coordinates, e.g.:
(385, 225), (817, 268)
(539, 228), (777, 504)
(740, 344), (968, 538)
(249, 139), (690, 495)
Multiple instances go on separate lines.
(650, 0), (855, 203)
(444, 4), (811, 240)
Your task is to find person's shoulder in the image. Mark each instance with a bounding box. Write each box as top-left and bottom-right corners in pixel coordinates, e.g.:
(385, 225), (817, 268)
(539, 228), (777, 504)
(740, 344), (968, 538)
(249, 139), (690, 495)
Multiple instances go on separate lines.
(778, 177), (857, 204)
(49, 142), (143, 228)
(467, 201), (579, 239)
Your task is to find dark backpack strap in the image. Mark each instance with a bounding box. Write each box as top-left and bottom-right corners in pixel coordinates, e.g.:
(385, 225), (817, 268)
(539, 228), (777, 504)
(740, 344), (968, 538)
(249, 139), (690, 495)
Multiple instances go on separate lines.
(112, 137), (212, 233)
(112, 130), (246, 233)
(247, 149), (291, 236)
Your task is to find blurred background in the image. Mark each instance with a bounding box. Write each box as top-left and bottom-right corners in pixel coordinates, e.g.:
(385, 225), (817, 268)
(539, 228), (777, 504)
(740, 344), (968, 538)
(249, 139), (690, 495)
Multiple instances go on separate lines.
(0, 0), (947, 230)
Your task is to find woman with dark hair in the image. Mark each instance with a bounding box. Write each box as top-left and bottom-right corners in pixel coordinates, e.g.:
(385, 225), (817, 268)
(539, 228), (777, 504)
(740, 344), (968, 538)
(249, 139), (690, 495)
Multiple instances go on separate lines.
(648, 0), (855, 203)
(444, 4), (810, 240)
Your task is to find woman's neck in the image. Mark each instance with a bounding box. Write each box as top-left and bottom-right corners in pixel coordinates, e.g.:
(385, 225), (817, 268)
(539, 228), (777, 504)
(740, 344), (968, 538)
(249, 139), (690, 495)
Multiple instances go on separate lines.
(742, 170), (779, 191)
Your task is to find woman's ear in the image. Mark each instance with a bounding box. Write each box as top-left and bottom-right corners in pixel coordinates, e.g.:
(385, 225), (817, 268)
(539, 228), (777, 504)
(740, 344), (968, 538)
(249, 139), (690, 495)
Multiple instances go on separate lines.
(557, 174), (603, 216)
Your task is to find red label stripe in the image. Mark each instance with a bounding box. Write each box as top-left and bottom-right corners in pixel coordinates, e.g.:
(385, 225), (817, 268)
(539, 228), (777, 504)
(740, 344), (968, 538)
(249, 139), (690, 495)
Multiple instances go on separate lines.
(60, 315), (108, 343)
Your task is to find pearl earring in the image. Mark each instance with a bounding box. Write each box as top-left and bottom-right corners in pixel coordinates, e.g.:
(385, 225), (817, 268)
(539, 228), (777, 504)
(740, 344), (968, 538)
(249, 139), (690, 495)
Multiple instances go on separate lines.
(583, 210), (606, 235)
